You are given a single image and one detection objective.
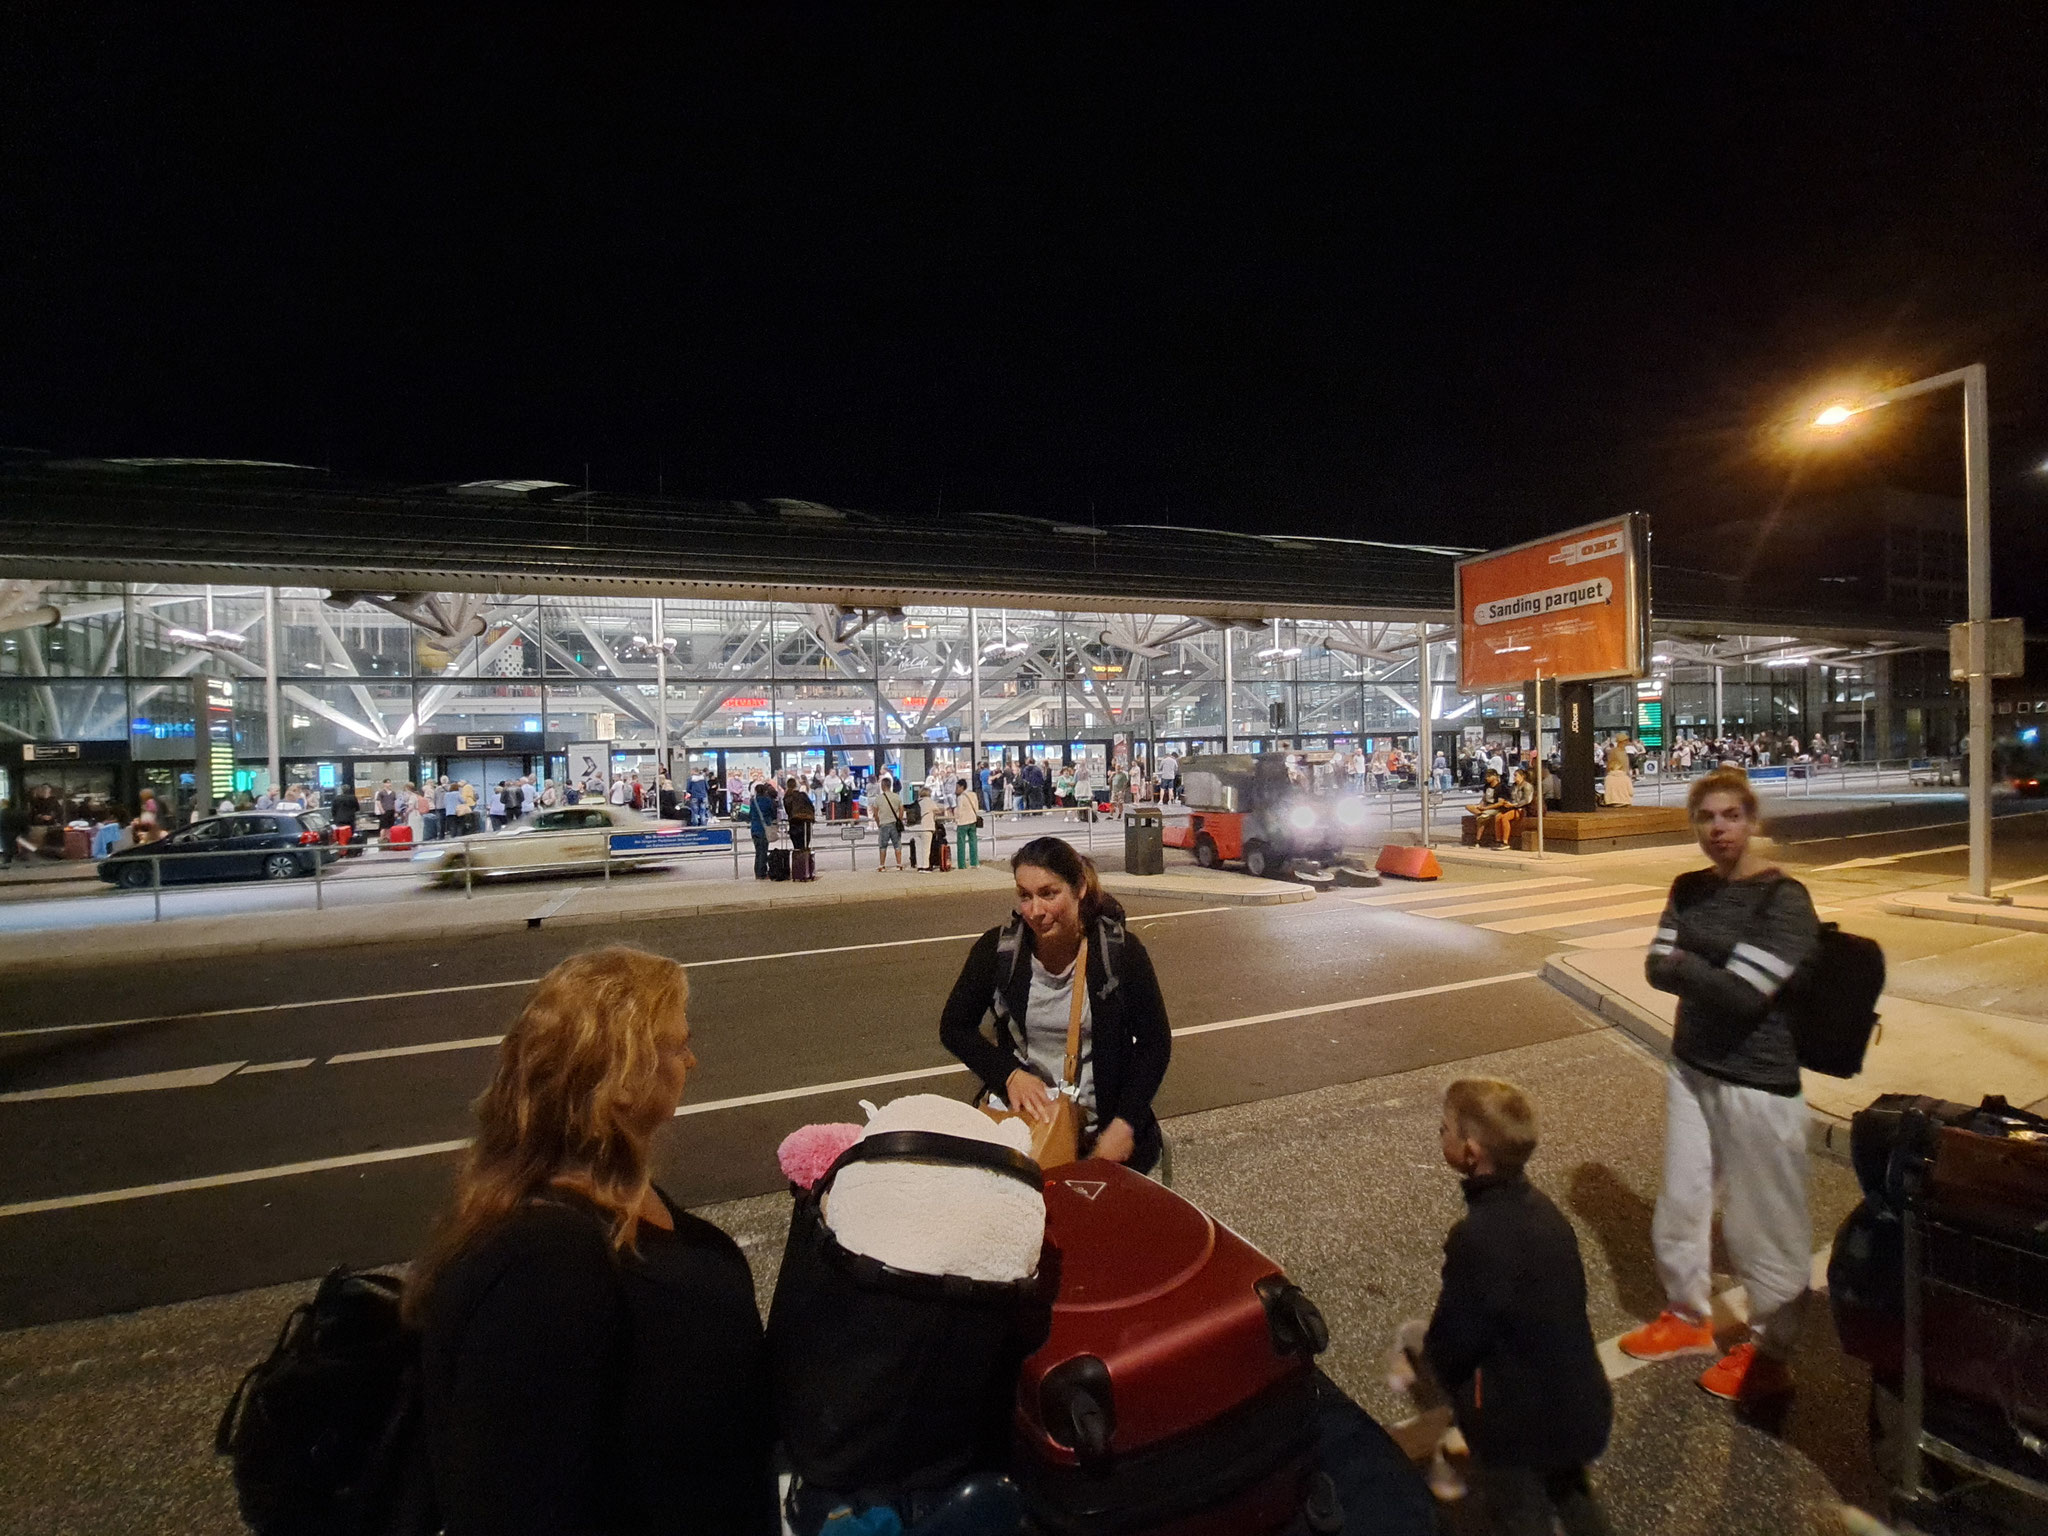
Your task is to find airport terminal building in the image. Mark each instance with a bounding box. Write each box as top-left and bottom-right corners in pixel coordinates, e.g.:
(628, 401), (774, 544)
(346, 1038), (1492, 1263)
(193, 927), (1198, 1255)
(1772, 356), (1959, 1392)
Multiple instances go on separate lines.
(0, 458), (1965, 812)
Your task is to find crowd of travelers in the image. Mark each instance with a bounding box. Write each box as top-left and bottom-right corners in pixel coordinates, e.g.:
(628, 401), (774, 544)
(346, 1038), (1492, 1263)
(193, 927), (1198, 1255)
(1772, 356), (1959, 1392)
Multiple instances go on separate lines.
(351, 764), (1829, 1535)
(3, 781), (175, 866)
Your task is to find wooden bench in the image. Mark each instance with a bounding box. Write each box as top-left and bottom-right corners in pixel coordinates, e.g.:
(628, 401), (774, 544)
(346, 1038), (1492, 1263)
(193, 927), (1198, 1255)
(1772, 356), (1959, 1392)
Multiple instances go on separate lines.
(1519, 805), (1691, 854)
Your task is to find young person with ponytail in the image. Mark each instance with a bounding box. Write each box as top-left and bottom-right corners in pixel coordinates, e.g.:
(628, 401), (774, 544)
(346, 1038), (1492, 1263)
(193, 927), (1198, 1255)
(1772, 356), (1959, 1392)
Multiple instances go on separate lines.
(938, 836), (1173, 1172)
(407, 946), (778, 1536)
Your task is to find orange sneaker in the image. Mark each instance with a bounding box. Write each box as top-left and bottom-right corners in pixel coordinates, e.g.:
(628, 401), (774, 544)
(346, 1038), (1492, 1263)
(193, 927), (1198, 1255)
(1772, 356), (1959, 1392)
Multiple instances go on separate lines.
(1617, 1310), (1718, 1361)
(1696, 1341), (1794, 1401)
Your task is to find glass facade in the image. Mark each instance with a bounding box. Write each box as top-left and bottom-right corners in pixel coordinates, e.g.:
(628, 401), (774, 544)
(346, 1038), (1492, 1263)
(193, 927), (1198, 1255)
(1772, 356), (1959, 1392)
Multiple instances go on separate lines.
(1, 582), (1958, 808)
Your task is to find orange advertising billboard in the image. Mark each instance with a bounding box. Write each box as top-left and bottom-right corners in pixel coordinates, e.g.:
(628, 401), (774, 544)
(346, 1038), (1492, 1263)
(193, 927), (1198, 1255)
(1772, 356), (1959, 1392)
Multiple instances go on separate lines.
(1455, 514), (1648, 692)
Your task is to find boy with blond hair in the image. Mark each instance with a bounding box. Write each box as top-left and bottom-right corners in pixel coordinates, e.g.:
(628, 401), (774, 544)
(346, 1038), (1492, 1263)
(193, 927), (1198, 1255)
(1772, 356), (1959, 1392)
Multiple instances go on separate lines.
(1423, 1078), (1614, 1535)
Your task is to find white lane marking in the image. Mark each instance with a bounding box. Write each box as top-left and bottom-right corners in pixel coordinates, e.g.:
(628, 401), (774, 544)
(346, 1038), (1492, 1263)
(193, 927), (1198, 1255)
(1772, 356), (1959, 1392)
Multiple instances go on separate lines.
(1171, 971), (1539, 1038)
(1776, 809), (2048, 847)
(0, 965), (1536, 1215)
(1992, 871), (2048, 893)
(1596, 1250), (1833, 1383)
(0, 978), (539, 1039)
(1410, 884), (1655, 920)
(0, 1140), (474, 1218)
(236, 1058), (316, 1074)
(327, 1036), (504, 1065)
(1126, 905), (1234, 923)
(684, 931), (982, 969)
(0, 1061), (247, 1103)
(1350, 876), (1590, 908)
(674, 1063), (972, 1116)
(1810, 843), (1969, 873)
(1480, 898), (1671, 935)
(0, 908), (1227, 1041)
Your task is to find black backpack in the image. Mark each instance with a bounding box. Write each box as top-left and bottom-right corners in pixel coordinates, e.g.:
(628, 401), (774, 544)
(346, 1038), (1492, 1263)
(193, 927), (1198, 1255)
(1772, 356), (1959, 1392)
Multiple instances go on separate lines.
(1780, 923), (1886, 1078)
(215, 1267), (434, 1536)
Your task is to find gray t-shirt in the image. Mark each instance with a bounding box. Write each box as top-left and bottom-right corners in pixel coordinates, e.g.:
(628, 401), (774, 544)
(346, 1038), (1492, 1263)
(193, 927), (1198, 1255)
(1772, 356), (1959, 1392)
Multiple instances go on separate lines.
(1023, 952), (1096, 1122)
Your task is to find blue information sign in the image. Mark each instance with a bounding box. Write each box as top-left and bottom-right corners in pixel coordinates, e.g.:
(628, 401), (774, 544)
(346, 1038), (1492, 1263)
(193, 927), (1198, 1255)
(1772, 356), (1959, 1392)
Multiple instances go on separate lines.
(608, 826), (735, 855)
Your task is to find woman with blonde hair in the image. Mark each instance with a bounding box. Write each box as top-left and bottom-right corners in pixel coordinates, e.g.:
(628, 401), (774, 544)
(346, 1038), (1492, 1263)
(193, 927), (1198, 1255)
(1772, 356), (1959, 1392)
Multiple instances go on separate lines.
(409, 946), (777, 1535)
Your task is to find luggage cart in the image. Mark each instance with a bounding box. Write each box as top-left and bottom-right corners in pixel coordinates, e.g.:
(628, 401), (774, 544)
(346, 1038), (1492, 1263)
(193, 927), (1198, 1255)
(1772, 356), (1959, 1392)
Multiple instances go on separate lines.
(1892, 1195), (2048, 1529)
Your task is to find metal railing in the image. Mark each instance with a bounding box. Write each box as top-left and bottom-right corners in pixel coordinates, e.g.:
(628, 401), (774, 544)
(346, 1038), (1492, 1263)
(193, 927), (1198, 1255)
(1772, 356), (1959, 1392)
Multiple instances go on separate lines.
(38, 802), (1131, 922)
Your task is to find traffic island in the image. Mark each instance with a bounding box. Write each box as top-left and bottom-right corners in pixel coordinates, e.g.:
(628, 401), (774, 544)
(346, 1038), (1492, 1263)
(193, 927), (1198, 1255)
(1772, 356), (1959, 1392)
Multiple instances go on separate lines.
(1516, 805), (1691, 854)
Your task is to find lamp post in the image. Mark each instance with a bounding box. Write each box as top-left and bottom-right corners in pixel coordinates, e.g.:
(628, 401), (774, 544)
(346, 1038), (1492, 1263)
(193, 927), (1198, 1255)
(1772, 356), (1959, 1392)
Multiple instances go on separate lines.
(1812, 363), (1994, 898)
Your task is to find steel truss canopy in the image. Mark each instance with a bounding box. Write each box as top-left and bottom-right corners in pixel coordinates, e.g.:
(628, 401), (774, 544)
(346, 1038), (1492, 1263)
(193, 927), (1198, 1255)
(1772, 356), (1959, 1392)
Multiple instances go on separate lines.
(0, 460), (1462, 624)
(0, 458), (1947, 650)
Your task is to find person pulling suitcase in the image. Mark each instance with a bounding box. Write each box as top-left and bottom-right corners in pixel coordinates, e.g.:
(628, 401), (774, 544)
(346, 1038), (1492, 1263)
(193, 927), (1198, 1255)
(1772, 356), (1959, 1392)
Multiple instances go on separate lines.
(784, 777), (817, 881)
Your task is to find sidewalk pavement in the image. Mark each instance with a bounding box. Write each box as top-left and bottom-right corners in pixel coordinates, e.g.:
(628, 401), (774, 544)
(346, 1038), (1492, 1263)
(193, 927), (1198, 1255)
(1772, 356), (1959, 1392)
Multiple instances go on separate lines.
(0, 860), (1309, 975)
(1545, 945), (2048, 1137)
(0, 1024), (1887, 1536)
(1880, 886), (2048, 933)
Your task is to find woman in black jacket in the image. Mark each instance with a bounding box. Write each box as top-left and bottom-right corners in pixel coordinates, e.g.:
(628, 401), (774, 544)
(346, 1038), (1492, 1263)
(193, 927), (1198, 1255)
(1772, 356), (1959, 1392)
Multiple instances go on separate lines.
(407, 947), (778, 1536)
(939, 836), (1172, 1171)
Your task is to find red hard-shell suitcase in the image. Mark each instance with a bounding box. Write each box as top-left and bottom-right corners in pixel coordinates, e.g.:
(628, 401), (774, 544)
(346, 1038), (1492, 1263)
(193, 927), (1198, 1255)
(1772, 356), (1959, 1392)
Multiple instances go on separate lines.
(1016, 1161), (1328, 1535)
(382, 825), (413, 848)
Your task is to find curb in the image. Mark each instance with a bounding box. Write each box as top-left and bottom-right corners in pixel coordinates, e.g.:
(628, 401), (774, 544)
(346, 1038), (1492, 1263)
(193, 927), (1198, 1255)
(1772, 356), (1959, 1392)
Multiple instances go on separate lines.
(1539, 954), (1854, 1165)
(0, 867), (1309, 976)
(1878, 896), (2048, 934)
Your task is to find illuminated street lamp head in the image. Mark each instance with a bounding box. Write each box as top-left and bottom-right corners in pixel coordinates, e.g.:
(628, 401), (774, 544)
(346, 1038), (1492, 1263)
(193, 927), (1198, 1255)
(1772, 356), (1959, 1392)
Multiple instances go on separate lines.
(1812, 402), (1858, 428)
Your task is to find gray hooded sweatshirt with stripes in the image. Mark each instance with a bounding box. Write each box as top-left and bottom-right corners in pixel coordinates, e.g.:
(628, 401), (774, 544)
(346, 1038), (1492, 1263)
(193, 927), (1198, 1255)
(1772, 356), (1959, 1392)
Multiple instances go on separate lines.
(1646, 869), (1820, 1095)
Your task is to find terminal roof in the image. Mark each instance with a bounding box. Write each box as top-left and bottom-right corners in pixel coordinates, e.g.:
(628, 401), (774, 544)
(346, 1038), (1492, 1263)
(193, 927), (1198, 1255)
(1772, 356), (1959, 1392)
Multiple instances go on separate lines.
(0, 457), (1943, 641)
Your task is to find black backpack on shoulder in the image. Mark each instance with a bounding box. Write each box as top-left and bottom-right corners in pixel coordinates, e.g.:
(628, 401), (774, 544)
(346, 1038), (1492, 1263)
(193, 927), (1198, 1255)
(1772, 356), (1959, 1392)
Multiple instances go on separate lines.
(1781, 922), (1886, 1078)
(215, 1267), (435, 1536)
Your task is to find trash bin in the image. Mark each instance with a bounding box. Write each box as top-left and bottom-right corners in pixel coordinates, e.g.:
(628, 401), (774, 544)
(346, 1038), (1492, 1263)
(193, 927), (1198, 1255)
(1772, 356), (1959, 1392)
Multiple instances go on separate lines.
(1124, 804), (1164, 876)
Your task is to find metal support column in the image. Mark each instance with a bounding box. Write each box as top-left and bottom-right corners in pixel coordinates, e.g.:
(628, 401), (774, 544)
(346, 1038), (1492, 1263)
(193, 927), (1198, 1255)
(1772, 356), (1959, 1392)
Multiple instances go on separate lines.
(1963, 363), (1993, 899)
(264, 586), (282, 793)
(1713, 665), (1724, 740)
(1222, 629), (1236, 751)
(969, 607), (983, 775)
(652, 598), (668, 777)
(1416, 626), (1433, 848)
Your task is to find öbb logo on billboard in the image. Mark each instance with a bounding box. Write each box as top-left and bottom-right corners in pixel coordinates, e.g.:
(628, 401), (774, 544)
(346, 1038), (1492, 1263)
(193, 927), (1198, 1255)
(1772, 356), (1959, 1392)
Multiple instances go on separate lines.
(1454, 514), (1648, 693)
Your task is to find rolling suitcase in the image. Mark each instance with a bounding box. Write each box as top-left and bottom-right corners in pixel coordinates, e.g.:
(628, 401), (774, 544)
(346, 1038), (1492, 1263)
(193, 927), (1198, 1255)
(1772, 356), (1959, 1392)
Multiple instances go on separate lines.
(1016, 1161), (1331, 1536)
(769, 846), (793, 882)
(382, 825), (413, 849)
(791, 847), (816, 882)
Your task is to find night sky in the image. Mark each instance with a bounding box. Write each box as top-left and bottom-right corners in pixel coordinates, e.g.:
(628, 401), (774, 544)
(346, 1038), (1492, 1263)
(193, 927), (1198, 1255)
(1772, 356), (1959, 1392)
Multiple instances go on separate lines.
(6, 9), (2047, 605)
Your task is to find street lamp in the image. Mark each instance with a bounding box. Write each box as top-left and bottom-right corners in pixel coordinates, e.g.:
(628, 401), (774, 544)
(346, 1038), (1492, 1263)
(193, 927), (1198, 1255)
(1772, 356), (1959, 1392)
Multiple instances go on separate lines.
(1811, 363), (1998, 900)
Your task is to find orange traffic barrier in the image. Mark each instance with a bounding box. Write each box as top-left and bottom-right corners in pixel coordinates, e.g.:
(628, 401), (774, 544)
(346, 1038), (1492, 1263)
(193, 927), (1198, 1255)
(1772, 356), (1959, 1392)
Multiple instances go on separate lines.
(1375, 844), (1442, 881)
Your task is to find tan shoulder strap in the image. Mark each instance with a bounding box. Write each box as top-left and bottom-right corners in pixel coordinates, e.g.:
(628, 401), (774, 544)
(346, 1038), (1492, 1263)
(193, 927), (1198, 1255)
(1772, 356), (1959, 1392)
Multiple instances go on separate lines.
(1062, 936), (1088, 1089)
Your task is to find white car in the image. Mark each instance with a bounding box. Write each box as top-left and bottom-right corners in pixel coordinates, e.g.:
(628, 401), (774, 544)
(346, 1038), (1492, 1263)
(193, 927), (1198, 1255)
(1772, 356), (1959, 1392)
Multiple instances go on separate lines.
(419, 805), (684, 883)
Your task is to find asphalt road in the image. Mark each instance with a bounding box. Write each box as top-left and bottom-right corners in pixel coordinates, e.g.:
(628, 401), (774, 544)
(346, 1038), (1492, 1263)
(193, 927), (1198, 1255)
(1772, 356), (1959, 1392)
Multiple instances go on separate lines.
(7, 801), (2046, 1327)
(0, 876), (1613, 1325)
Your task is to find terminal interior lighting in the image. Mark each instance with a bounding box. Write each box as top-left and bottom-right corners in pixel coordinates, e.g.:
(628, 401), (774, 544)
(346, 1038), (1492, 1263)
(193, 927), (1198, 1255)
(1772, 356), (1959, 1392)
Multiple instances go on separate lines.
(165, 625), (248, 650)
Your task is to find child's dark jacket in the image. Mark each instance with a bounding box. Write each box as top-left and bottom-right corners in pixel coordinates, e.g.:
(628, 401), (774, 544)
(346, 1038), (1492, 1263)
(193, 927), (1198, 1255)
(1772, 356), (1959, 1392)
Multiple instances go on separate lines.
(1423, 1171), (1612, 1469)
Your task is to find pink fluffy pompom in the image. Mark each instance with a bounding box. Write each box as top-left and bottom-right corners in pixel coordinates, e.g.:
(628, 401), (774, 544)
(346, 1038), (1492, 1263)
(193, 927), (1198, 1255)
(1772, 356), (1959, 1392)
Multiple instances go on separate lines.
(777, 1122), (864, 1190)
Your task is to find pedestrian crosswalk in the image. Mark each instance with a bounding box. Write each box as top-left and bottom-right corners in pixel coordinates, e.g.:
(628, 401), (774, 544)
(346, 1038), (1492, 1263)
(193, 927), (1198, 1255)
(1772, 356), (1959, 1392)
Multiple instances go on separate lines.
(1352, 874), (1666, 949)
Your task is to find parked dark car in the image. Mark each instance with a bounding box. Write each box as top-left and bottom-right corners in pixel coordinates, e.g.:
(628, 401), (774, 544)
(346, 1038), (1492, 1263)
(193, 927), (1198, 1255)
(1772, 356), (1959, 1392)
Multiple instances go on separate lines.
(97, 811), (340, 888)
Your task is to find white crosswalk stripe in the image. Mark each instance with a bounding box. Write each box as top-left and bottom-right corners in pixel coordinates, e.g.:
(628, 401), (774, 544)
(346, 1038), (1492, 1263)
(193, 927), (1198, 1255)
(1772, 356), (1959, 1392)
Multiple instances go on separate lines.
(1349, 875), (1590, 907)
(1479, 896), (1671, 934)
(1404, 883), (1655, 920)
(1565, 925), (1662, 951)
(1356, 875), (1674, 944)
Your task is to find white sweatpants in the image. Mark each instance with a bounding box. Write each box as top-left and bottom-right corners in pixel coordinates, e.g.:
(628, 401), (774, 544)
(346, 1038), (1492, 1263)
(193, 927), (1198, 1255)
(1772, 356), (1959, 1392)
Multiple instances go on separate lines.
(1652, 1060), (1811, 1355)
